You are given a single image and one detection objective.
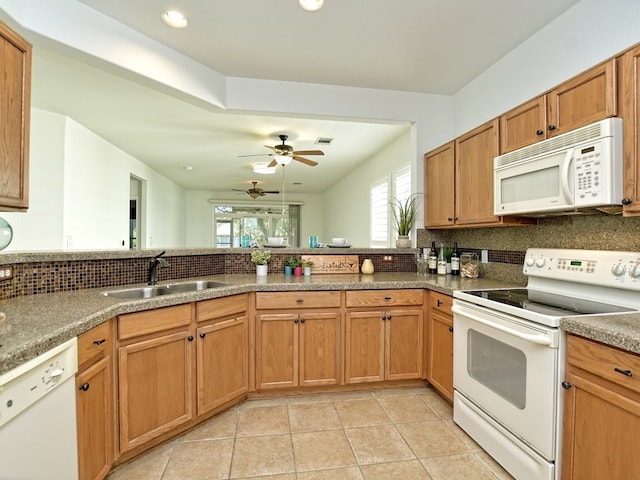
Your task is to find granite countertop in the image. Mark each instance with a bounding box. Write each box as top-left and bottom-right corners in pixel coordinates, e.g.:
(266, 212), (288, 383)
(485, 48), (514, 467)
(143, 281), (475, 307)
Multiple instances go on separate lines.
(2, 272), (639, 376)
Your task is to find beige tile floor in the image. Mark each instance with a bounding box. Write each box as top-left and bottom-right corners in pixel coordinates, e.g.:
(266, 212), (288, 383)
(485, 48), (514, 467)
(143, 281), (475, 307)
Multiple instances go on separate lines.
(106, 386), (514, 480)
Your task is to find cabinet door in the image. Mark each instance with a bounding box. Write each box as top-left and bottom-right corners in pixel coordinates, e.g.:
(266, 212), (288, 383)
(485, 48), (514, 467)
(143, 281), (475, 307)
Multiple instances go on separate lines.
(345, 311), (385, 384)
(118, 330), (194, 452)
(622, 45), (640, 216)
(76, 356), (113, 480)
(424, 142), (456, 227)
(499, 96), (546, 153)
(385, 308), (423, 380)
(256, 313), (298, 389)
(197, 315), (248, 415)
(0, 23), (31, 211)
(547, 59), (617, 137)
(455, 119), (500, 226)
(428, 311), (454, 402)
(299, 312), (341, 387)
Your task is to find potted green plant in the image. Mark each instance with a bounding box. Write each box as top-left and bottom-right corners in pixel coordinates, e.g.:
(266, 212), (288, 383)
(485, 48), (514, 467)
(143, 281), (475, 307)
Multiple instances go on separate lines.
(251, 249), (271, 276)
(390, 193), (421, 248)
(301, 259), (314, 276)
(284, 256), (299, 275)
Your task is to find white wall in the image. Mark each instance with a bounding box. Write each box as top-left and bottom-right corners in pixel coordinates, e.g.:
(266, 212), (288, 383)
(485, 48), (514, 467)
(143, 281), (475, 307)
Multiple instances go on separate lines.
(2, 108), (186, 251)
(322, 130), (413, 247)
(453, 0), (640, 134)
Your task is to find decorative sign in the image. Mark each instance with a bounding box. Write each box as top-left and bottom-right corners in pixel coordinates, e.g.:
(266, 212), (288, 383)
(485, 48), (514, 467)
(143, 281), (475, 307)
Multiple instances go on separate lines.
(302, 255), (360, 274)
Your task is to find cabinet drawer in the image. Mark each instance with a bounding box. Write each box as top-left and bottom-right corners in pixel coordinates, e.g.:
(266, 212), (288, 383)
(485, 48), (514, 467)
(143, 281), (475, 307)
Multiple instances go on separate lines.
(196, 294), (248, 323)
(567, 335), (640, 396)
(345, 289), (423, 308)
(78, 320), (112, 367)
(118, 304), (193, 340)
(255, 291), (340, 309)
(430, 292), (453, 316)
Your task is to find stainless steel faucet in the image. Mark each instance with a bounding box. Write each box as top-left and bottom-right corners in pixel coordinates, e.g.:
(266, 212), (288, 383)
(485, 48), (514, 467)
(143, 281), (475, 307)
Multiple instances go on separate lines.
(148, 251), (170, 285)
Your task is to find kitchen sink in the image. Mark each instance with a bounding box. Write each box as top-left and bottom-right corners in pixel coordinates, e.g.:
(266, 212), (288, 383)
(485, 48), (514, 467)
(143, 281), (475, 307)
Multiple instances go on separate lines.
(103, 280), (229, 299)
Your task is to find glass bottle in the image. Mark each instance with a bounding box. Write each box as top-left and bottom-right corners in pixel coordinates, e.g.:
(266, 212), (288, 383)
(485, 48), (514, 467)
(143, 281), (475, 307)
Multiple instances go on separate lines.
(437, 242), (447, 275)
(451, 241), (460, 276)
(428, 241), (437, 274)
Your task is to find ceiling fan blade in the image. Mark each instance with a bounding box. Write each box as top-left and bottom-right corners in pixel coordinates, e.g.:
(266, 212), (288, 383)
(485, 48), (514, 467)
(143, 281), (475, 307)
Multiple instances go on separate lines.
(262, 190), (280, 194)
(232, 188), (247, 192)
(237, 153), (272, 158)
(267, 158), (278, 168)
(292, 155), (318, 166)
(292, 150), (324, 156)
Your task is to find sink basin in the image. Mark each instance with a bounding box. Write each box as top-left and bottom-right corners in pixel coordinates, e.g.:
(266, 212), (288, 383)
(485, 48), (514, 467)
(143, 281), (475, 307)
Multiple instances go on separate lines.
(165, 280), (229, 292)
(103, 286), (172, 299)
(103, 280), (229, 299)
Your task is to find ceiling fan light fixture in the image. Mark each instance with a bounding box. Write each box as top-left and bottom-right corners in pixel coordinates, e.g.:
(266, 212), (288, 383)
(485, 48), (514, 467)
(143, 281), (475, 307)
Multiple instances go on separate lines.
(161, 10), (188, 28)
(253, 163), (276, 174)
(275, 154), (292, 166)
(299, 0), (324, 12)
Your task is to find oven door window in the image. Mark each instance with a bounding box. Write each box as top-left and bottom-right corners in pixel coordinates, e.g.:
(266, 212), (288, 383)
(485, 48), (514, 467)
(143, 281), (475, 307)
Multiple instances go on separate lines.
(468, 329), (526, 409)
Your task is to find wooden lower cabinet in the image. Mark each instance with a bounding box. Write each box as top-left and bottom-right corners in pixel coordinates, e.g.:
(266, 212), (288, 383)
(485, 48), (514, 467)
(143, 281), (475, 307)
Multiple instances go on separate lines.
(117, 304), (194, 453)
(196, 295), (248, 414)
(426, 292), (454, 402)
(76, 320), (114, 480)
(256, 311), (341, 389)
(562, 334), (640, 480)
(344, 289), (424, 384)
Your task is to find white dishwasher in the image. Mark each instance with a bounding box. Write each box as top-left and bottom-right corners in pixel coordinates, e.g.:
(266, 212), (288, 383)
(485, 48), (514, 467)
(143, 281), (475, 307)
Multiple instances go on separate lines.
(0, 337), (79, 480)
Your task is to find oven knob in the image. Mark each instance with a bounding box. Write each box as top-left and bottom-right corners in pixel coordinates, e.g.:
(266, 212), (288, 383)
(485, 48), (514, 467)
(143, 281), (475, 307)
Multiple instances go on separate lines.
(535, 257), (546, 267)
(611, 263), (627, 277)
(629, 263), (640, 279)
(525, 256), (535, 267)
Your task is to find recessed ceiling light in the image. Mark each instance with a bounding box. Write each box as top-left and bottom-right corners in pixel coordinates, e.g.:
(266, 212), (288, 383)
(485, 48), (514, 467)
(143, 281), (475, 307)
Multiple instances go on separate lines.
(253, 163), (276, 174)
(299, 0), (324, 12)
(161, 10), (188, 28)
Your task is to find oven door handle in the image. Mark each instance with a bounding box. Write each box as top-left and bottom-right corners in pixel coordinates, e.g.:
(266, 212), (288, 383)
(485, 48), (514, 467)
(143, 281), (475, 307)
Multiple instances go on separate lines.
(452, 305), (553, 346)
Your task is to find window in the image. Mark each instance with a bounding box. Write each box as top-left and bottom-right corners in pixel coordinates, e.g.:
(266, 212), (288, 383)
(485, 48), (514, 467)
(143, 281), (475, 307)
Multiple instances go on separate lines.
(369, 165), (411, 247)
(212, 204), (300, 247)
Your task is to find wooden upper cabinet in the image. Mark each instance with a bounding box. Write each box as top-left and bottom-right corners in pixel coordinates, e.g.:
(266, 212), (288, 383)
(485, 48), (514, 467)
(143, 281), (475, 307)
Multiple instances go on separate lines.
(0, 22), (31, 211)
(455, 119), (500, 226)
(621, 44), (640, 216)
(424, 142), (455, 227)
(500, 59), (617, 154)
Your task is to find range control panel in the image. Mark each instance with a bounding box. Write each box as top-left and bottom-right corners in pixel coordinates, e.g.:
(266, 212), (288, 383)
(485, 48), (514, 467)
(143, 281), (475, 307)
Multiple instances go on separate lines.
(523, 248), (640, 288)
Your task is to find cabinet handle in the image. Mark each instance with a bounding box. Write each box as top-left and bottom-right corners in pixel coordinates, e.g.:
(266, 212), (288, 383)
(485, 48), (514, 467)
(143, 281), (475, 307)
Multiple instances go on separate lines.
(296, 298), (304, 303)
(622, 198), (632, 206)
(199, 332), (206, 339)
(536, 129), (544, 136)
(79, 383), (90, 392)
(548, 124), (556, 131)
(614, 367), (633, 377)
(294, 318), (299, 324)
(561, 381), (572, 390)
(187, 335), (194, 342)
(384, 296), (392, 301)
(437, 299), (443, 307)
(448, 326), (454, 333)
(382, 314), (387, 321)
(300, 317), (305, 323)
(93, 339), (106, 346)
(387, 314), (392, 321)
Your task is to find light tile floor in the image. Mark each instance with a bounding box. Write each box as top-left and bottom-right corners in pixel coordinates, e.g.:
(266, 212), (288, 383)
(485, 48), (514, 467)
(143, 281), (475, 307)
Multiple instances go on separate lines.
(105, 386), (514, 480)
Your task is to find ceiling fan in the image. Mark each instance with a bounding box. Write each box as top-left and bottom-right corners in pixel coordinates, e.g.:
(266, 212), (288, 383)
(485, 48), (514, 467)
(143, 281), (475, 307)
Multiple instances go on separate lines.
(232, 181), (280, 199)
(240, 134), (324, 167)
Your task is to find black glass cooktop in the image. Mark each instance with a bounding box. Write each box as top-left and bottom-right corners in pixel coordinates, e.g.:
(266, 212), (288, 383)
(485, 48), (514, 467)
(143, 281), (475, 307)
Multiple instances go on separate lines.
(464, 288), (636, 317)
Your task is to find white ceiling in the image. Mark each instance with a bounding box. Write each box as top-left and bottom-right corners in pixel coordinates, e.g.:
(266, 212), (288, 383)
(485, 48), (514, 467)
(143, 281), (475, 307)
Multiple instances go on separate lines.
(23, 0), (581, 197)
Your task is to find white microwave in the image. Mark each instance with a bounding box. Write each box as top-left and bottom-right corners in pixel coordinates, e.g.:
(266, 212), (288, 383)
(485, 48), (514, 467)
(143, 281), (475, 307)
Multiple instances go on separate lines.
(494, 118), (624, 216)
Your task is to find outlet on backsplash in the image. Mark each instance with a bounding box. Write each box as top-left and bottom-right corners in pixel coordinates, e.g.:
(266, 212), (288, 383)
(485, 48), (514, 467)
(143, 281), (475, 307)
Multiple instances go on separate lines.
(0, 266), (13, 280)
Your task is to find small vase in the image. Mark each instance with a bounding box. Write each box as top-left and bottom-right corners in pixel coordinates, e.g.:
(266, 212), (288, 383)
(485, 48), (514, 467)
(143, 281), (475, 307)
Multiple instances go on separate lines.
(303, 266), (312, 276)
(396, 236), (411, 248)
(256, 264), (268, 276)
(284, 266), (293, 275)
(361, 258), (374, 275)
(293, 266), (303, 276)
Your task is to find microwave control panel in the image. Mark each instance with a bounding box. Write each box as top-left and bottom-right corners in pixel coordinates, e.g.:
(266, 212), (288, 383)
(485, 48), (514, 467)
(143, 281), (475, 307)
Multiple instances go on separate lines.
(574, 143), (604, 201)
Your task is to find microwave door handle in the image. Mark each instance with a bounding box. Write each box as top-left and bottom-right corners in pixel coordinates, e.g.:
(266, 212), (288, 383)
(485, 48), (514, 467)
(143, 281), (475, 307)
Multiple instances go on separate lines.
(452, 305), (552, 346)
(561, 149), (574, 201)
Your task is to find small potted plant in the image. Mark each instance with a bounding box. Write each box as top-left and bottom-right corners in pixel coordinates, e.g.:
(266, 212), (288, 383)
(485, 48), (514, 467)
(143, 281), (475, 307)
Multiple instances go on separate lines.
(390, 193), (421, 248)
(251, 249), (271, 276)
(284, 256), (299, 275)
(301, 259), (314, 276)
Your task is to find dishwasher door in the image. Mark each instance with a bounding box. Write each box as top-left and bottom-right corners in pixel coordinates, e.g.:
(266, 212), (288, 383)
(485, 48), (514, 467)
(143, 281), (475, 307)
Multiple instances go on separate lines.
(0, 338), (79, 480)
